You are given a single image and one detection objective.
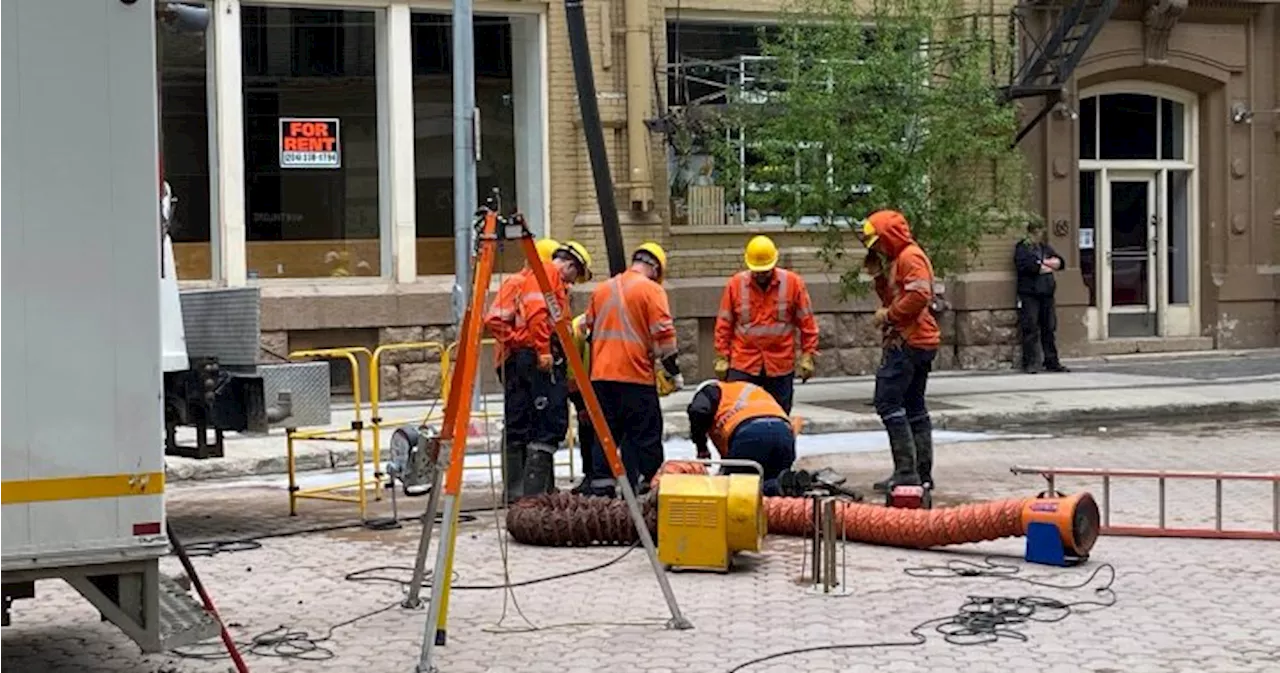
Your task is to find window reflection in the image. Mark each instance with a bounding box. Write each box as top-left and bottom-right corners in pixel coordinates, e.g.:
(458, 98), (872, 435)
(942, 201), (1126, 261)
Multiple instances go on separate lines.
(242, 6), (381, 279)
(159, 8), (213, 279)
(412, 14), (518, 275)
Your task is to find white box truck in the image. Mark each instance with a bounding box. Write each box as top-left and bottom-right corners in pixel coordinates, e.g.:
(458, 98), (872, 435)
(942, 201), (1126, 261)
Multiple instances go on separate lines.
(2, 0), (218, 650)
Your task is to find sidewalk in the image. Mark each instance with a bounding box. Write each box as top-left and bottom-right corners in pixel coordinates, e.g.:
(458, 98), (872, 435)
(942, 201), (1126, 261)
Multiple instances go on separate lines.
(164, 349), (1280, 482)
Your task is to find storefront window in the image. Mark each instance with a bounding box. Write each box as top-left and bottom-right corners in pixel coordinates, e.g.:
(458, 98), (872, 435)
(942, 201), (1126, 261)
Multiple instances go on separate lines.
(241, 7), (381, 278)
(159, 8), (213, 280)
(412, 13), (519, 275)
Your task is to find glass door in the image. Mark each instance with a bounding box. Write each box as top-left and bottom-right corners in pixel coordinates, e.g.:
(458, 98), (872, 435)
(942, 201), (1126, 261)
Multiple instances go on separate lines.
(1103, 174), (1157, 337)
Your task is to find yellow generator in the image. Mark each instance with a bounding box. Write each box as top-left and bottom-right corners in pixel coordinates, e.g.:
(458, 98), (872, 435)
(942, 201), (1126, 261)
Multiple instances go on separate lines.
(656, 460), (767, 572)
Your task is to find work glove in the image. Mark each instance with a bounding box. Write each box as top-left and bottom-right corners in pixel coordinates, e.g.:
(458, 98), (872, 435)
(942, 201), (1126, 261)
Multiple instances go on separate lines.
(537, 353), (554, 371)
(672, 373), (685, 391)
(797, 353), (816, 382)
(872, 307), (890, 328)
(713, 356), (730, 381)
(655, 369), (676, 397)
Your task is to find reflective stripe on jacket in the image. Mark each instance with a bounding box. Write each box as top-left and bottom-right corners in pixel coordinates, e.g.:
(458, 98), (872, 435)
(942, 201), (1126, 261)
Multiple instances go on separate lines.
(582, 269), (677, 385)
(714, 268), (819, 377)
(483, 261), (568, 363)
(867, 210), (940, 349)
(707, 381), (787, 456)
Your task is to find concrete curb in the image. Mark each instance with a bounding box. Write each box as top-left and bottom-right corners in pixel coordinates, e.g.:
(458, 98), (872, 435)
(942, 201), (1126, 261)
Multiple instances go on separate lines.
(164, 398), (1280, 483)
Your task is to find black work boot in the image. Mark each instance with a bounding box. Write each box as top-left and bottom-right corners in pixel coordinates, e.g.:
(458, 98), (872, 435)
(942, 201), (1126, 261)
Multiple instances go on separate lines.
(910, 415), (934, 490)
(521, 443), (557, 497)
(882, 422), (921, 489)
(503, 442), (526, 504)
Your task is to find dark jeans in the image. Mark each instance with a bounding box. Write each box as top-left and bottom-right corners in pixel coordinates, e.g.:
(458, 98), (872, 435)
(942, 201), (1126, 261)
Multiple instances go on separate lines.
(873, 345), (936, 428)
(568, 390), (596, 479)
(727, 368), (795, 414)
(589, 380), (663, 489)
(1018, 293), (1061, 369)
(500, 348), (569, 448)
(723, 417), (796, 496)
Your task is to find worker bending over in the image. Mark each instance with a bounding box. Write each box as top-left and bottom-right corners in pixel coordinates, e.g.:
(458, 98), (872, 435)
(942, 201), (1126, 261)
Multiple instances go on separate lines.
(484, 239), (593, 502)
(859, 211), (940, 493)
(713, 235), (819, 413)
(580, 242), (682, 496)
(687, 380), (796, 496)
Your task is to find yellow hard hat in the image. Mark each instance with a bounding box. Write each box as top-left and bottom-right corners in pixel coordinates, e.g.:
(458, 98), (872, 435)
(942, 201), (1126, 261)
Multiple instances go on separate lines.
(633, 242), (668, 283)
(744, 235), (779, 272)
(535, 238), (562, 263)
(858, 219), (879, 250)
(557, 240), (593, 281)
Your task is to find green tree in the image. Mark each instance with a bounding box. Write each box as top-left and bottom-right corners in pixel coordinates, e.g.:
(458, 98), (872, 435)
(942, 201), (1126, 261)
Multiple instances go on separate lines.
(699, 0), (1032, 294)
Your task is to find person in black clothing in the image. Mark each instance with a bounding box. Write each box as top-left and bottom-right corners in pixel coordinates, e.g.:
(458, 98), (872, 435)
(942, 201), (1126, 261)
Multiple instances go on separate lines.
(1013, 221), (1069, 374)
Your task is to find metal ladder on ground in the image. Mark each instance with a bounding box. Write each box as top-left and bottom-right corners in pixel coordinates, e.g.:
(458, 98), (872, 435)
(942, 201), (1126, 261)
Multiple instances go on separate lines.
(1011, 466), (1280, 541)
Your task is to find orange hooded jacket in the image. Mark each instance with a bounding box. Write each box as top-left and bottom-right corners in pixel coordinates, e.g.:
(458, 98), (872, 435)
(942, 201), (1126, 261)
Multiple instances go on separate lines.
(867, 210), (940, 350)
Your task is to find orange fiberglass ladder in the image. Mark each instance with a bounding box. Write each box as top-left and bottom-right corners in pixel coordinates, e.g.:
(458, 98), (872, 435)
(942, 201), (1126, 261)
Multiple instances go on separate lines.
(1011, 465), (1280, 541)
(401, 194), (691, 673)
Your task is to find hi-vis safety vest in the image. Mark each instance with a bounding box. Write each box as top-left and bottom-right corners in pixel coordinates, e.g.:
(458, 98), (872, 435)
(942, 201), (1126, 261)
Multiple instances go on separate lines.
(583, 269), (676, 385)
(715, 269), (819, 377)
(484, 262), (568, 363)
(707, 381), (787, 456)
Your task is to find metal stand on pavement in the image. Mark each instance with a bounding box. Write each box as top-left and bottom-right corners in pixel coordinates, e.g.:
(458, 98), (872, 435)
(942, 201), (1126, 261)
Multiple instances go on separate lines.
(804, 494), (851, 596)
(407, 194), (691, 673)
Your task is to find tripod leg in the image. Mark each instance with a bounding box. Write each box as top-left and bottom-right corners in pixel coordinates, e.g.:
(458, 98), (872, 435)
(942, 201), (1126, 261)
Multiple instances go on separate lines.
(403, 464), (446, 609)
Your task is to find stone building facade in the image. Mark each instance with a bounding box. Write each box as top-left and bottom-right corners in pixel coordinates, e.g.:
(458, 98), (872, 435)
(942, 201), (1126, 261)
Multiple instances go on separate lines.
(163, 0), (1278, 401)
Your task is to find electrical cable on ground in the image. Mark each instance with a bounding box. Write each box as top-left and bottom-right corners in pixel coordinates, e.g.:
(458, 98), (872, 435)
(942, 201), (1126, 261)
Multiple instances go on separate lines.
(178, 508), (483, 558)
(724, 560), (1117, 673)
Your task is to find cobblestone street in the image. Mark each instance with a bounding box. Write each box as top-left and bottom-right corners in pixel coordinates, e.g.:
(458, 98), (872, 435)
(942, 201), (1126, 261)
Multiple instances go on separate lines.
(4, 420), (1279, 673)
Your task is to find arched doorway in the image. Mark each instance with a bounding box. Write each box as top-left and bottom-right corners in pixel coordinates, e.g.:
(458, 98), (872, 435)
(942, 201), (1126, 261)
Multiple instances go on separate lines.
(1078, 81), (1200, 339)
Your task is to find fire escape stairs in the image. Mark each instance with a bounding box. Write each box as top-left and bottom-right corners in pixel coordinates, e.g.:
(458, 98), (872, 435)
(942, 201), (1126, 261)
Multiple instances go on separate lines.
(1002, 0), (1119, 145)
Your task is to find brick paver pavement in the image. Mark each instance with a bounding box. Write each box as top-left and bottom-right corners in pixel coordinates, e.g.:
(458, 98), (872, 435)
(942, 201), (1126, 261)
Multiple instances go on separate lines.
(4, 421), (1278, 673)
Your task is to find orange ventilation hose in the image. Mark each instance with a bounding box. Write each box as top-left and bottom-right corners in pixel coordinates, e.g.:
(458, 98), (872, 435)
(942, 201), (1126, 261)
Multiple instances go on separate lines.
(507, 463), (1098, 554)
(763, 497), (1026, 548)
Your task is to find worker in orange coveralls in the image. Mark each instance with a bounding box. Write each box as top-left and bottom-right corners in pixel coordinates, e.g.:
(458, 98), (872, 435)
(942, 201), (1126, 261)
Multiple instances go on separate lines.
(858, 210), (941, 494)
(579, 242), (682, 497)
(713, 235), (819, 414)
(687, 379), (795, 496)
(484, 240), (592, 502)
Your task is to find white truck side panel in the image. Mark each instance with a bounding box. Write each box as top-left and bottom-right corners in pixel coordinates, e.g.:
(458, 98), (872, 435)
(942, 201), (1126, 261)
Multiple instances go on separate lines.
(2, 0), (167, 568)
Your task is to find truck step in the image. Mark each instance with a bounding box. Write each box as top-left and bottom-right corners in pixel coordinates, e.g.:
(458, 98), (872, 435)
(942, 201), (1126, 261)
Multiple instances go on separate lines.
(158, 575), (222, 651)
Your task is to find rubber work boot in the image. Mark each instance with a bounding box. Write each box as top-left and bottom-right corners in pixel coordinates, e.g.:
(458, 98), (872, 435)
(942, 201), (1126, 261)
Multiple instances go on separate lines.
(503, 442), (526, 504)
(521, 443), (557, 497)
(883, 423), (921, 489)
(910, 416), (935, 490)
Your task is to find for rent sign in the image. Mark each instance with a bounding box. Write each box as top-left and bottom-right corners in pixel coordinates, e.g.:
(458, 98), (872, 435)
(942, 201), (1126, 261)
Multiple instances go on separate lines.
(279, 118), (341, 168)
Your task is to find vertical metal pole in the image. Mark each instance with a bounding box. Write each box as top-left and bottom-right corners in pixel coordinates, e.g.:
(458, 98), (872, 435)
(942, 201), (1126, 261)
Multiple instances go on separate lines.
(451, 0), (478, 323)
(1158, 477), (1166, 529)
(809, 495), (820, 587)
(1272, 480), (1278, 534)
(1102, 474), (1111, 529)
(1214, 479), (1223, 531)
(452, 0), (480, 415)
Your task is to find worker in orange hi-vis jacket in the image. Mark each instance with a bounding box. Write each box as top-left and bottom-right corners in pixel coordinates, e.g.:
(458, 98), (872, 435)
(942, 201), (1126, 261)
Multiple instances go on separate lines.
(713, 235), (820, 414)
(858, 210), (941, 495)
(578, 242), (681, 497)
(686, 379), (796, 496)
(483, 240), (592, 503)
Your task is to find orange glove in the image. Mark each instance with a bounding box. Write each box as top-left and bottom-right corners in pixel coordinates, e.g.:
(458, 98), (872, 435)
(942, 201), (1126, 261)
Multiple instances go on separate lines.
(537, 353), (553, 371)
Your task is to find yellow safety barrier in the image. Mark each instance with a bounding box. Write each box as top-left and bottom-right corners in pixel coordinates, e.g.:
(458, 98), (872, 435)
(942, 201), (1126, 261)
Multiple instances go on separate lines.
(440, 339), (579, 485)
(285, 347), (379, 519)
